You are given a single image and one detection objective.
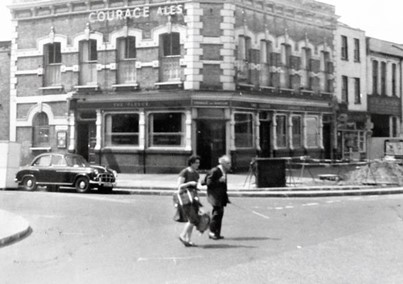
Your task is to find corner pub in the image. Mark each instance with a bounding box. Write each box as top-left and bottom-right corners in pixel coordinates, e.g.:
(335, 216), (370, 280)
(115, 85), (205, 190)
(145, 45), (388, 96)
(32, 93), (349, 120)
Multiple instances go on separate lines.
(9, 0), (337, 173)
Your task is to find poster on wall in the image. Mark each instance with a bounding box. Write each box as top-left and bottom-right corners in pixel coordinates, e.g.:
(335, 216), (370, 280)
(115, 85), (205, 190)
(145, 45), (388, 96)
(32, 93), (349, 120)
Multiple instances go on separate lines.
(384, 139), (403, 158)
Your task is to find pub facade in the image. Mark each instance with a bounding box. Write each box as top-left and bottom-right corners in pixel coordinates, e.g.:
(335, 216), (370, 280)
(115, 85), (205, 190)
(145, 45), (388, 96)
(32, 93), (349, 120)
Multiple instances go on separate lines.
(9, 0), (337, 173)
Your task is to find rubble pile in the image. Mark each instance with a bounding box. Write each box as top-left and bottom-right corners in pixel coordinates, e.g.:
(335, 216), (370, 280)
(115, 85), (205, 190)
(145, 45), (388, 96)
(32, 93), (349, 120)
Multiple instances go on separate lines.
(343, 160), (403, 185)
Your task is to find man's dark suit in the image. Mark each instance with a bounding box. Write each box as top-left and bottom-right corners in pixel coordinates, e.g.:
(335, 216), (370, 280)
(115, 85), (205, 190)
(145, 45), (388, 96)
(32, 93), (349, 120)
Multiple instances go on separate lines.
(206, 166), (229, 238)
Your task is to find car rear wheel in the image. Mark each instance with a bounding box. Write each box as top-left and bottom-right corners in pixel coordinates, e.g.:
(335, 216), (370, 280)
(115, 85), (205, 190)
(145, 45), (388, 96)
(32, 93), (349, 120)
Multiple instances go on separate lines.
(22, 176), (37, 191)
(75, 177), (90, 193)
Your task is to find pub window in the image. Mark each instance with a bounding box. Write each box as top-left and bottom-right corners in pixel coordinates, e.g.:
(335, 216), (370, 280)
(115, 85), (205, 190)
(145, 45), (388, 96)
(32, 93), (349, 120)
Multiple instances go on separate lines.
(354, 78), (361, 104)
(161, 33), (180, 57)
(304, 48), (312, 71)
(372, 60), (378, 94)
(392, 116), (398, 137)
(149, 112), (185, 147)
(341, 35), (348, 61)
(43, 42), (61, 86)
(306, 116), (319, 147)
(234, 113), (253, 148)
(342, 75), (349, 103)
(291, 116), (302, 148)
(381, 62), (387, 95)
(392, 63), (397, 96)
(32, 112), (49, 147)
(353, 38), (360, 62)
(276, 114), (287, 148)
(104, 113), (139, 147)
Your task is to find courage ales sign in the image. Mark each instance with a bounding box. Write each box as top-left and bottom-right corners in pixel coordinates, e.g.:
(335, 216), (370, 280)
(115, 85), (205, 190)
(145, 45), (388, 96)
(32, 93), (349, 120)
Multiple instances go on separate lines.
(89, 4), (183, 23)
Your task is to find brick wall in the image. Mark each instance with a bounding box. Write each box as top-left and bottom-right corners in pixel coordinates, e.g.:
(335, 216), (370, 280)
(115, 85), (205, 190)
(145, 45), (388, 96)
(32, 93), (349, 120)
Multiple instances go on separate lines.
(0, 41), (10, 140)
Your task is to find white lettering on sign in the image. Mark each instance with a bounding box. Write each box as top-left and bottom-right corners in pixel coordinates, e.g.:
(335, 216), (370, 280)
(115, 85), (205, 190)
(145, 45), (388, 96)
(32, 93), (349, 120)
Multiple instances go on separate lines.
(89, 5), (182, 23)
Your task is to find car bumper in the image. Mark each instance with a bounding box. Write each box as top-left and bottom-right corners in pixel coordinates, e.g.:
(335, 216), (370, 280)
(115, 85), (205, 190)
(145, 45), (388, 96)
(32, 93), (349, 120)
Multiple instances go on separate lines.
(90, 181), (116, 187)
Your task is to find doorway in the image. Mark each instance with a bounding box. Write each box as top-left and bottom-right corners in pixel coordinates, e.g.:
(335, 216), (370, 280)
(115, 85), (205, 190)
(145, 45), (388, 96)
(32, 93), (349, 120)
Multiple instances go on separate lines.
(76, 122), (96, 163)
(259, 120), (271, 157)
(196, 119), (226, 170)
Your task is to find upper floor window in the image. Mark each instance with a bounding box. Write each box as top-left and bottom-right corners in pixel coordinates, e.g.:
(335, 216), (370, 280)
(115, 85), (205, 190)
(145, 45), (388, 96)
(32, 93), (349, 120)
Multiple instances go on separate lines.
(282, 44), (292, 68)
(161, 33), (180, 57)
(32, 112), (49, 147)
(392, 63), (397, 96)
(79, 39), (97, 85)
(260, 40), (272, 64)
(105, 113), (139, 147)
(353, 38), (360, 62)
(43, 42), (61, 86)
(342, 75), (348, 103)
(341, 35), (348, 61)
(303, 48), (312, 71)
(354, 78), (361, 104)
(118, 36), (136, 59)
(372, 60), (378, 94)
(381, 61), (387, 95)
(234, 113), (253, 148)
(117, 37), (137, 84)
(238, 36), (251, 61)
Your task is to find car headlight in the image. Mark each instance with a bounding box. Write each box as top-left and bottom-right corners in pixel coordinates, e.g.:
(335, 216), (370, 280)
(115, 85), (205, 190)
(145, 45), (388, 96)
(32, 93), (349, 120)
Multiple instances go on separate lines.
(94, 169), (99, 175)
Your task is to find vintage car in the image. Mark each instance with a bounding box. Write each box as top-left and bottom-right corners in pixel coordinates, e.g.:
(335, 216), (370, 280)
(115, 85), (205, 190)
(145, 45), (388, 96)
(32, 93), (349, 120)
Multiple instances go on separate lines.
(15, 153), (117, 193)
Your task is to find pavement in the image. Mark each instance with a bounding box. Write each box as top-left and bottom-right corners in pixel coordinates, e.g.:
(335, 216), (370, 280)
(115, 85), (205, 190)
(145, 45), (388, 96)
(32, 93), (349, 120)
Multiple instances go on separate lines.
(3, 167), (403, 248)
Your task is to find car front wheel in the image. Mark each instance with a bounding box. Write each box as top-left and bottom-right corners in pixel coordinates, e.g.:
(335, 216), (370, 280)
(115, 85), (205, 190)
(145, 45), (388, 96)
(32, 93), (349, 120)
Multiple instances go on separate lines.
(75, 177), (90, 193)
(22, 176), (37, 191)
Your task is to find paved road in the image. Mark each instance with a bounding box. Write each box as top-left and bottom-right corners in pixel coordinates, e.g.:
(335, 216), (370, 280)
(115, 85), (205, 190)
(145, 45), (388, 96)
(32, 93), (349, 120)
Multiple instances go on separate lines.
(1, 190), (403, 283)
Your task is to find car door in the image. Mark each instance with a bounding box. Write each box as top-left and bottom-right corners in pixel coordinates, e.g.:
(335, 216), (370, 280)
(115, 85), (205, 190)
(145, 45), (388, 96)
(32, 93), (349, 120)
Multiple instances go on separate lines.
(51, 154), (71, 186)
(32, 154), (53, 184)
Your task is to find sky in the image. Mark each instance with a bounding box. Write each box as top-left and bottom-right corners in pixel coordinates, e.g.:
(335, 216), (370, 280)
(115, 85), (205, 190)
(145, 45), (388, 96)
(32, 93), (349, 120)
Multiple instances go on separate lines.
(0, 0), (402, 43)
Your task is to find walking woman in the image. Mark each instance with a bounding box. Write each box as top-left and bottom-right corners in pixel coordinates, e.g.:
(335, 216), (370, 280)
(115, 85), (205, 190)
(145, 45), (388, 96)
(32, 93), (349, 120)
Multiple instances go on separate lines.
(177, 155), (201, 247)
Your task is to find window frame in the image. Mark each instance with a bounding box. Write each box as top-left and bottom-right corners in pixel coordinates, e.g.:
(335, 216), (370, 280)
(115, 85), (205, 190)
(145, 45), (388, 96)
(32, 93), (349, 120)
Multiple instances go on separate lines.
(148, 111), (185, 148)
(306, 115), (320, 148)
(117, 36), (136, 60)
(32, 112), (50, 147)
(161, 33), (180, 57)
(372, 60), (378, 94)
(104, 112), (140, 148)
(234, 112), (254, 149)
(275, 114), (288, 149)
(381, 61), (387, 95)
(354, 77), (361, 104)
(353, 38), (360, 62)
(291, 115), (302, 149)
(342, 75), (349, 103)
(341, 35), (348, 61)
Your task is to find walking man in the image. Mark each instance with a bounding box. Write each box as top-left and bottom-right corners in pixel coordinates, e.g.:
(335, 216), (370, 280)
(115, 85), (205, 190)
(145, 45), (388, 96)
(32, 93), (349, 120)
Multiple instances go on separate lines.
(206, 155), (231, 240)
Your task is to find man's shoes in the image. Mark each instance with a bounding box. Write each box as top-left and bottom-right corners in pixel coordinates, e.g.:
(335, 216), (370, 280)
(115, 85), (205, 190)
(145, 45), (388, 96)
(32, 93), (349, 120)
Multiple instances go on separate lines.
(209, 233), (224, 240)
(179, 236), (191, 247)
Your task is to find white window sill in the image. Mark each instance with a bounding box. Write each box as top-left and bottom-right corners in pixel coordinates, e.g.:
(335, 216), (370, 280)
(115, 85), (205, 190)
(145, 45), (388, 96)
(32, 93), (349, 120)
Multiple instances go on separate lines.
(112, 83), (139, 90)
(155, 81), (182, 87)
(39, 85), (64, 91)
(30, 147), (51, 152)
(74, 84), (100, 91)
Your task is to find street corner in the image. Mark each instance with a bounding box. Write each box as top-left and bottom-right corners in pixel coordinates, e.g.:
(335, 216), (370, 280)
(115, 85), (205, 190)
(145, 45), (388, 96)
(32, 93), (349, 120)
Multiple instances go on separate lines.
(0, 209), (31, 248)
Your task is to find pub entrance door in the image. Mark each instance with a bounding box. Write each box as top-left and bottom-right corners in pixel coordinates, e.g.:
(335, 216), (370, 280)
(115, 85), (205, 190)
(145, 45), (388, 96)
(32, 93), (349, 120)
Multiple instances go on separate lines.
(196, 119), (226, 170)
(76, 122), (96, 163)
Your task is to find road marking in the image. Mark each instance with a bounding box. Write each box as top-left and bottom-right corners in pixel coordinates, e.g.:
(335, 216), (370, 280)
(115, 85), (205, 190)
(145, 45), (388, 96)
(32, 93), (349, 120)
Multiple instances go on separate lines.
(285, 205), (294, 209)
(251, 210), (270, 219)
(302, 202), (319, 207)
(137, 255), (203, 263)
(275, 207), (283, 210)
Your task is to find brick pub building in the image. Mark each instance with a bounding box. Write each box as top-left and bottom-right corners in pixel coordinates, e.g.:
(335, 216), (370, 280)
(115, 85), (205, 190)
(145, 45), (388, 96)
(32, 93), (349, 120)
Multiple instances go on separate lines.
(9, 0), (337, 173)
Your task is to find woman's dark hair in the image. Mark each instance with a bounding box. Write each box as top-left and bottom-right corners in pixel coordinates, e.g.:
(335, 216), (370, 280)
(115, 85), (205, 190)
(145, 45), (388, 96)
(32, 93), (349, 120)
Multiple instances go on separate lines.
(188, 155), (201, 166)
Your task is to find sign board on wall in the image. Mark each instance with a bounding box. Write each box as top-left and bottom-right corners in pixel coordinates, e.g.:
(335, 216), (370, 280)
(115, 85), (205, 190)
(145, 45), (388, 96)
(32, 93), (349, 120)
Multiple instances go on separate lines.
(384, 139), (403, 158)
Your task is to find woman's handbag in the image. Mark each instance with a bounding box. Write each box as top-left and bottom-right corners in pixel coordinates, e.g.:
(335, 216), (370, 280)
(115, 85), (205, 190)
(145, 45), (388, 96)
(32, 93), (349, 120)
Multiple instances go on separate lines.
(173, 189), (196, 206)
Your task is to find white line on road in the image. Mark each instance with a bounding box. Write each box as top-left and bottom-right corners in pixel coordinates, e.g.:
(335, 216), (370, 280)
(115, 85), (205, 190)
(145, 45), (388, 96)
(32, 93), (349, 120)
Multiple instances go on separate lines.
(251, 210), (270, 219)
(137, 255), (203, 263)
(302, 202), (319, 207)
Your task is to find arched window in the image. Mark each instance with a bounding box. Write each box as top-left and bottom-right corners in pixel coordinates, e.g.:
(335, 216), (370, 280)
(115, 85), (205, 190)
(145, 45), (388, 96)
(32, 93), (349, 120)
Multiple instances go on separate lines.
(33, 112), (49, 147)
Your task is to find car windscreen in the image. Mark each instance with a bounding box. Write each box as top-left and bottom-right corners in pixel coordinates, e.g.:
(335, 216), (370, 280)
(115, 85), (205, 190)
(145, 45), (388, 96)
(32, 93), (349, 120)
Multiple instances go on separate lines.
(65, 155), (90, 167)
